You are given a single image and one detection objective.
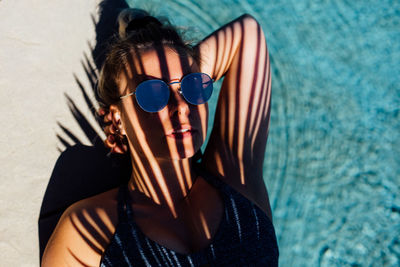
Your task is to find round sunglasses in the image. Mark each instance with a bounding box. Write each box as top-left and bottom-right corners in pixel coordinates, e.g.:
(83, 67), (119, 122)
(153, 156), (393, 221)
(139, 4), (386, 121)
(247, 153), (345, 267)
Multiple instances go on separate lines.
(120, 72), (214, 112)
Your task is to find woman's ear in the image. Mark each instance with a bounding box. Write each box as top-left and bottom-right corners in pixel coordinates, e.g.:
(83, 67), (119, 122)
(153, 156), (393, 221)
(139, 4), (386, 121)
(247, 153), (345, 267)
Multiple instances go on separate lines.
(109, 104), (126, 136)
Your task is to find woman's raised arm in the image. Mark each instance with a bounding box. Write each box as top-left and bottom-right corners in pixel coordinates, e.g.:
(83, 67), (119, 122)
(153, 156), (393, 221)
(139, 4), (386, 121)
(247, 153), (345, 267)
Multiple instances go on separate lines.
(197, 14), (272, 217)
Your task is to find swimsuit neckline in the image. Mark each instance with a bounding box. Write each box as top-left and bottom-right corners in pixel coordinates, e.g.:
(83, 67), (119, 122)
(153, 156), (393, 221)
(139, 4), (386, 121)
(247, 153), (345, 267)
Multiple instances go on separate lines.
(119, 169), (228, 257)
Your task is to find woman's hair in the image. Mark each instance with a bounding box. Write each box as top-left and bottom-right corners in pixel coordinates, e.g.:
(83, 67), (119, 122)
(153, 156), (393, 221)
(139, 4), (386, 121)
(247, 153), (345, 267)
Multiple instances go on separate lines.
(97, 8), (198, 107)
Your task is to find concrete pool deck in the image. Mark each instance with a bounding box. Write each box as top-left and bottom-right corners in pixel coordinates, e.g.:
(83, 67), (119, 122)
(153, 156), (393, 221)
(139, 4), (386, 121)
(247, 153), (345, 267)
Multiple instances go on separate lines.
(0, 1), (101, 265)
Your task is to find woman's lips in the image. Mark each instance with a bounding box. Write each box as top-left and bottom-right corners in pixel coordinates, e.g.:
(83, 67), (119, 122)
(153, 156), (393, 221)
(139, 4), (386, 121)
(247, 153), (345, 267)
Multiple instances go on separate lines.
(166, 128), (196, 139)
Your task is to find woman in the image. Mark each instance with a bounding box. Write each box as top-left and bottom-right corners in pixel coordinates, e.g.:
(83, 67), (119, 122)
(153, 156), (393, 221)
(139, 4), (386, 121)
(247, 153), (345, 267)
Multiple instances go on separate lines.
(42, 8), (278, 266)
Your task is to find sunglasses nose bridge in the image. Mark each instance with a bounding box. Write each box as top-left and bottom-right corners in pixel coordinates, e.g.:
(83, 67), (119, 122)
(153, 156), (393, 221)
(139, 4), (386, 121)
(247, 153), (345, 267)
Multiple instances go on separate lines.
(168, 80), (181, 90)
(167, 80), (184, 99)
(167, 81), (191, 116)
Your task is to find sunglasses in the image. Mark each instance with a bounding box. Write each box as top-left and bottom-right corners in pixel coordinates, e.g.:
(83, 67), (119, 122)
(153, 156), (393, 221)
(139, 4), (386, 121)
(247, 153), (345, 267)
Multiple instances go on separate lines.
(120, 72), (214, 113)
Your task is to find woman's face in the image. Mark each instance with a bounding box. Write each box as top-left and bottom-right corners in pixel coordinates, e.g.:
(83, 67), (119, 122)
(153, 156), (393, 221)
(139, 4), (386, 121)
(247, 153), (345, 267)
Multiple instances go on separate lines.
(116, 46), (208, 160)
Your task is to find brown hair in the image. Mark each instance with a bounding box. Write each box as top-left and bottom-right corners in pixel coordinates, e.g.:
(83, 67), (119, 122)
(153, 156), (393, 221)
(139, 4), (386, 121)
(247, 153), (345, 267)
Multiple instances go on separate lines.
(97, 8), (198, 107)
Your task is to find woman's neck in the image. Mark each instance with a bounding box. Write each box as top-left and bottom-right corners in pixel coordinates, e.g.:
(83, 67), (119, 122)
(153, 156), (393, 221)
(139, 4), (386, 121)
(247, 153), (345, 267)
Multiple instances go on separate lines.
(128, 155), (198, 218)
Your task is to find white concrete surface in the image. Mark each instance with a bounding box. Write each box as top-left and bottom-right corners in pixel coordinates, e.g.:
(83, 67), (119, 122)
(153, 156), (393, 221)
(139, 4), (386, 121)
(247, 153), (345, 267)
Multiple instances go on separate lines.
(0, 1), (102, 265)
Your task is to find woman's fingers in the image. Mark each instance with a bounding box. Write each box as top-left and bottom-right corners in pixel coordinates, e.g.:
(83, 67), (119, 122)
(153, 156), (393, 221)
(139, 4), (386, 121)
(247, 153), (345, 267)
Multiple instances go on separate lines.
(104, 134), (116, 147)
(104, 111), (112, 123)
(98, 107), (106, 116)
(103, 124), (118, 135)
(98, 107), (112, 124)
(99, 107), (127, 154)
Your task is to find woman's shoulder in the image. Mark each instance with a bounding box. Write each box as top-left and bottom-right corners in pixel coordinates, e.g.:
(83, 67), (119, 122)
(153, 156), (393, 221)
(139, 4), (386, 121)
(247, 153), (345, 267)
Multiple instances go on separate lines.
(42, 187), (120, 267)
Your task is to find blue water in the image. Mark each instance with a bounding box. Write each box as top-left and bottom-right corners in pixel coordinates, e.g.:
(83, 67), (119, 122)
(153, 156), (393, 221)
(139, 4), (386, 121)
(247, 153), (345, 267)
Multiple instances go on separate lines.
(127, 0), (400, 265)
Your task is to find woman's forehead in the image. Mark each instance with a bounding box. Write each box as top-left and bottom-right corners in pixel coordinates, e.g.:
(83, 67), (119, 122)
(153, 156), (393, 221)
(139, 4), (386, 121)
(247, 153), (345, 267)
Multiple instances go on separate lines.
(117, 46), (197, 93)
(126, 46), (195, 79)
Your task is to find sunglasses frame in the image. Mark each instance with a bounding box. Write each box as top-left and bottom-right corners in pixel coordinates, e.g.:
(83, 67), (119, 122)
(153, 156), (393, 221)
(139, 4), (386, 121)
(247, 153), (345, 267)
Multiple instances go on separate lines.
(119, 72), (214, 112)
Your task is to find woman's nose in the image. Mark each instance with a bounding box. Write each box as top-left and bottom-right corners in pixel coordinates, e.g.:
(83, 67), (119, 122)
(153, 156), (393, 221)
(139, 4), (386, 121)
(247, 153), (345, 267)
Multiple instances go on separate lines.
(168, 82), (190, 117)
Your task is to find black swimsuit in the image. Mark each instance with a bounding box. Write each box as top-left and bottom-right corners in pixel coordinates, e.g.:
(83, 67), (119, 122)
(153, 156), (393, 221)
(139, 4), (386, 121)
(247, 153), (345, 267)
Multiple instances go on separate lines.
(100, 167), (279, 266)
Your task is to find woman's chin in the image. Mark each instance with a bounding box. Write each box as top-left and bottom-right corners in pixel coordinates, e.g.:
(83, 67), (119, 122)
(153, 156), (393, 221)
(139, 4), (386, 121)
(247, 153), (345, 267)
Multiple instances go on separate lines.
(162, 134), (203, 160)
(168, 147), (197, 160)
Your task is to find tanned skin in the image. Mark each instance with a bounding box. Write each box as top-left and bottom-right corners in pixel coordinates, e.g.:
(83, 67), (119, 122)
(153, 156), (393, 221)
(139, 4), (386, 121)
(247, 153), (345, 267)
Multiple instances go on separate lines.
(42, 14), (272, 267)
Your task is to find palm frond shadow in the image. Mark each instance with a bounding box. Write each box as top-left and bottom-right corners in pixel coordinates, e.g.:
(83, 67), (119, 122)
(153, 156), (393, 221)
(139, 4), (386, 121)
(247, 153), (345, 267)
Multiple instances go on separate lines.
(38, 0), (131, 261)
(56, 47), (105, 150)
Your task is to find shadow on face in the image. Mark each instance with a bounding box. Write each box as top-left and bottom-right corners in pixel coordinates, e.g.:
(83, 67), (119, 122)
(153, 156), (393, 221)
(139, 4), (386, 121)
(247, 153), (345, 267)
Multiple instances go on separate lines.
(108, 45), (211, 218)
(116, 45), (208, 161)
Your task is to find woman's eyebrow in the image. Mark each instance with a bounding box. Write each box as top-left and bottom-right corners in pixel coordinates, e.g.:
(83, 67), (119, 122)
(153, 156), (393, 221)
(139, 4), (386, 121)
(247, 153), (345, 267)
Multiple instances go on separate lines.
(135, 74), (160, 81)
(134, 69), (194, 84)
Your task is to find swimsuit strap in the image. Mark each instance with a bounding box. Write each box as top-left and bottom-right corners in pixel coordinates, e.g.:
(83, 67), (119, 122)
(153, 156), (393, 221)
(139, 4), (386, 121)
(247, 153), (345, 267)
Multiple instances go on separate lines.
(116, 184), (134, 223)
(117, 164), (228, 223)
(192, 162), (229, 195)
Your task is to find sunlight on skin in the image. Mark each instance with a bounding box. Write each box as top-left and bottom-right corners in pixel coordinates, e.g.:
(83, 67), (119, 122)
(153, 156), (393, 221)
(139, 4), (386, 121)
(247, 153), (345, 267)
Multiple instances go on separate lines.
(233, 22), (251, 185)
(227, 71), (238, 159)
(121, 95), (177, 216)
(214, 150), (225, 176)
(216, 27), (232, 79)
(160, 103), (197, 160)
(263, 75), (272, 120)
(103, 18), (270, 258)
(82, 209), (110, 245)
(134, 168), (151, 198)
(251, 69), (271, 157)
(182, 200), (212, 241)
(182, 161), (193, 188)
(247, 28), (264, 152)
(162, 47), (196, 159)
(198, 210), (211, 240)
(157, 104), (191, 197)
(160, 110), (180, 159)
(128, 118), (178, 217)
(198, 16), (271, 189)
(214, 29), (233, 148)
(139, 12), (268, 251)
(236, 22), (267, 184)
(41, 16), (275, 267)
(43, 200), (118, 266)
(66, 206), (118, 266)
(261, 76), (271, 144)
(172, 160), (189, 197)
(198, 105), (208, 145)
(130, 135), (160, 203)
(120, 61), (161, 201)
(98, 206), (117, 241)
(220, 95), (227, 140)
(120, 90), (175, 218)
(102, 17), (270, 250)
(249, 27), (269, 157)
(225, 24), (244, 160)
(254, 77), (271, 165)
(117, 47), (209, 219)
(217, 30), (228, 79)
(67, 247), (89, 266)
(69, 211), (103, 254)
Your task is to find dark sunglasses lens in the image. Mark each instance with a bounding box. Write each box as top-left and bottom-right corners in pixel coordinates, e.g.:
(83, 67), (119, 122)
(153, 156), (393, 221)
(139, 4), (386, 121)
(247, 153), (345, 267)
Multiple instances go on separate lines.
(181, 73), (213, 105)
(135, 80), (170, 112)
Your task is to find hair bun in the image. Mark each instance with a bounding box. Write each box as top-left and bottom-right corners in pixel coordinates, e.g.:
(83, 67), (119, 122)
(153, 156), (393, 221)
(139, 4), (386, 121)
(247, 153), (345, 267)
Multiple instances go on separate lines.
(118, 8), (161, 38)
(125, 16), (162, 34)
